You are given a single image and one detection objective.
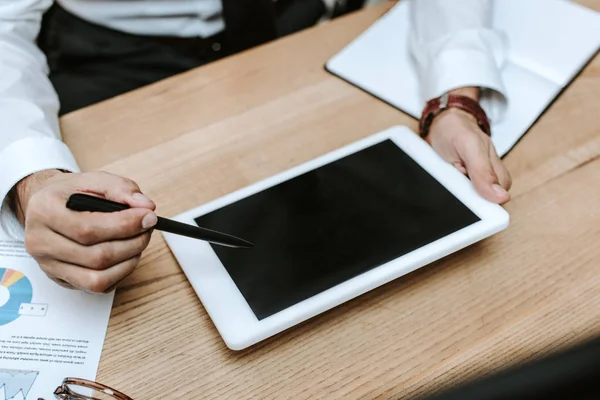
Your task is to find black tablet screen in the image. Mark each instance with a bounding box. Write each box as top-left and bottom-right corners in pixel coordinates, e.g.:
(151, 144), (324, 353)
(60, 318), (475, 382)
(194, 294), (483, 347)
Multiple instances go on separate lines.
(195, 139), (480, 320)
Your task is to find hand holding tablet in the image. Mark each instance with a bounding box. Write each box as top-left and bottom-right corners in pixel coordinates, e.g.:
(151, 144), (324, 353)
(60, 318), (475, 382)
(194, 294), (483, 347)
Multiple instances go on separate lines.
(163, 126), (509, 350)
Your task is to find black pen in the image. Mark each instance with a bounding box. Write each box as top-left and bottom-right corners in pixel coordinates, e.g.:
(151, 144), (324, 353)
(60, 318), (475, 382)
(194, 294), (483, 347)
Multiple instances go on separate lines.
(66, 193), (253, 249)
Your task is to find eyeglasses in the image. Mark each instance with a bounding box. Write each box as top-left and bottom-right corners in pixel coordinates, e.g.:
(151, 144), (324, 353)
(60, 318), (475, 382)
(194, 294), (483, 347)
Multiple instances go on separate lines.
(38, 377), (133, 400)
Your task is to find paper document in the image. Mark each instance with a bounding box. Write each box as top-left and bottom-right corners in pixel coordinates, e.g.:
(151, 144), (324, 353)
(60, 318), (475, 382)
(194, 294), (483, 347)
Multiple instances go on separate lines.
(326, 0), (600, 157)
(0, 226), (114, 400)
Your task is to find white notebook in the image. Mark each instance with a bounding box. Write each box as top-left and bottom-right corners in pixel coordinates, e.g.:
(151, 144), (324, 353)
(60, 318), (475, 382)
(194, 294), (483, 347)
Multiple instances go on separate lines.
(326, 0), (600, 157)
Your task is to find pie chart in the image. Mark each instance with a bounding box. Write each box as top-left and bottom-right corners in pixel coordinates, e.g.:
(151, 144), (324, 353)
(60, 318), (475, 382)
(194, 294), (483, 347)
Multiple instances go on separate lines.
(0, 268), (33, 326)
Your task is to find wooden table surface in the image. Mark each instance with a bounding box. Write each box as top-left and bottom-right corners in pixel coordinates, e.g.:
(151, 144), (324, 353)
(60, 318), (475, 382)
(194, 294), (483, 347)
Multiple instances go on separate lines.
(60, 2), (600, 398)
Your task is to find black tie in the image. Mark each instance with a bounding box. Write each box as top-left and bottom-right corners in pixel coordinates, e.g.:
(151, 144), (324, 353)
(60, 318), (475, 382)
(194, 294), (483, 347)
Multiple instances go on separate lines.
(221, 0), (278, 53)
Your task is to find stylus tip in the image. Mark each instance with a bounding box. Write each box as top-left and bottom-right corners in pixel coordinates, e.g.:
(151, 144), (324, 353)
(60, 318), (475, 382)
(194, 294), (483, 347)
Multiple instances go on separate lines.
(239, 241), (254, 249)
(225, 237), (254, 249)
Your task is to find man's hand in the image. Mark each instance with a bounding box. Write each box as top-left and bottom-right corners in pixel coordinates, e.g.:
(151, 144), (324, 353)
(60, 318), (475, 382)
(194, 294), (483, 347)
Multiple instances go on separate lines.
(12, 170), (157, 293)
(426, 88), (512, 204)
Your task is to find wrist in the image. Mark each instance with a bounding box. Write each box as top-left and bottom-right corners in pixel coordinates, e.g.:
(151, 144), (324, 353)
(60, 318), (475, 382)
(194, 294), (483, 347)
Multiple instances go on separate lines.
(10, 169), (65, 224)
(437, 107), (478, 124)
(419, 89), (490, 139)
(448, 87), (480, 102)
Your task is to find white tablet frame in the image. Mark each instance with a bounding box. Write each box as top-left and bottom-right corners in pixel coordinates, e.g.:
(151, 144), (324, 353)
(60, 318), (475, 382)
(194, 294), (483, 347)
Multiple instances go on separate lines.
(162, 125), (509, 350)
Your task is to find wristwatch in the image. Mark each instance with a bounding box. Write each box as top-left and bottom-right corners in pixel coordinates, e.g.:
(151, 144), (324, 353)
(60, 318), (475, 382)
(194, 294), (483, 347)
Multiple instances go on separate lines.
(419, 93), (491, 139)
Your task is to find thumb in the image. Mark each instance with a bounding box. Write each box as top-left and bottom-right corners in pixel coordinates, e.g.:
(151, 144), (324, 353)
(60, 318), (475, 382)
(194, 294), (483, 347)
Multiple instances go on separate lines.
(461, 141), (510, 204)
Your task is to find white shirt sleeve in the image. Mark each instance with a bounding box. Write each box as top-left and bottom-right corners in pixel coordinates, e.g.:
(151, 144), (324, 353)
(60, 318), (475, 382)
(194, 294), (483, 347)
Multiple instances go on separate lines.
(407, 0), (508, 122)
(0, 0), (80, 237)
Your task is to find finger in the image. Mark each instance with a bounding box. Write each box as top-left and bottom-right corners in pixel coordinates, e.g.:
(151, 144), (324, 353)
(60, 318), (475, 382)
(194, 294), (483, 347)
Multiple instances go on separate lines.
(69, 171), (155, 210)
(459, 138), (510, 204)
(489, 148), (512, 191)
(27, 228), (151, 270)
(42, 255), (142, 293)
(51, 278), (76, 290)
(35, 194), (157, 244)
(452, 161), (468, 175)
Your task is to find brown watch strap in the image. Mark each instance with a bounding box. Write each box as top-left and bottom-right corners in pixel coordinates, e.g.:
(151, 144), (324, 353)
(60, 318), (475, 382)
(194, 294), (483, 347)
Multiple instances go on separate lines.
(419, 93), (491, 139)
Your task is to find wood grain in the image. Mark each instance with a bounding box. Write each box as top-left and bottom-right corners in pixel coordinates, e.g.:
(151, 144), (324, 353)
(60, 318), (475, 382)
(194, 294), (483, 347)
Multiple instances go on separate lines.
(58, 1), (600, 398)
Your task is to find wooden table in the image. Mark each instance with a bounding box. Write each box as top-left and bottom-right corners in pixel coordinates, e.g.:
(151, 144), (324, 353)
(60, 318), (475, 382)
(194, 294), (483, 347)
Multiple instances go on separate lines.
(60, 2), (600, 398)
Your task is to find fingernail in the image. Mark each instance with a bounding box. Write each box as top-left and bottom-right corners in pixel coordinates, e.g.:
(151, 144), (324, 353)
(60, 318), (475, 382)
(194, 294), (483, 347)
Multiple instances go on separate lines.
(132, 192), (151, 203)
(142, 213), (157, 229)
(492, 184), (507, 196)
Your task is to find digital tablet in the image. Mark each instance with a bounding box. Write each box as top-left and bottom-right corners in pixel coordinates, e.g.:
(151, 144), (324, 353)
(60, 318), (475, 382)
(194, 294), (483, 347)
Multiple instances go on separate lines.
(162, 126), (509, 350)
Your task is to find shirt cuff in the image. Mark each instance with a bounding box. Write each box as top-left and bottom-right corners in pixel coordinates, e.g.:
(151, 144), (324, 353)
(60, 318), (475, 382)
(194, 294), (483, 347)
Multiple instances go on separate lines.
(0, 137), (80, 239)
(421, 46), (508, 124)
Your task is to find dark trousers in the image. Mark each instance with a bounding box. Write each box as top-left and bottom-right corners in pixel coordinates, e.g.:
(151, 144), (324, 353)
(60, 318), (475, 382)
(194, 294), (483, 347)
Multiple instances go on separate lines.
(37, 2), (330, 115)
(38, 5), (231, 115)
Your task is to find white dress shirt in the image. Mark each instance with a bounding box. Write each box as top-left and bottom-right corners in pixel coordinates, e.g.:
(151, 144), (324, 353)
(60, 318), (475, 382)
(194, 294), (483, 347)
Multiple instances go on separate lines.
(0, 0), (507, 237)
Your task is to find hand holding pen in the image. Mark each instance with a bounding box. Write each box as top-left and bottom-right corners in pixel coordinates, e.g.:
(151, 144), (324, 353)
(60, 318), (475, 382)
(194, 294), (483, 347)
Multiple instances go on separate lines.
(11, 170), (165, 293)
(11, 170), (252, 294)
